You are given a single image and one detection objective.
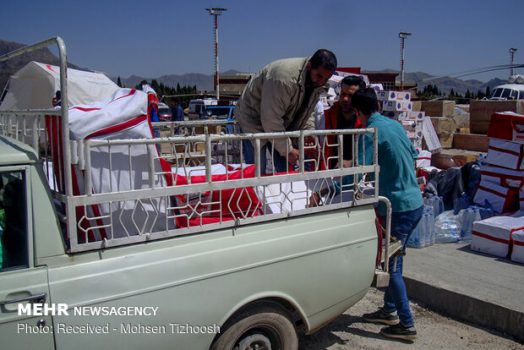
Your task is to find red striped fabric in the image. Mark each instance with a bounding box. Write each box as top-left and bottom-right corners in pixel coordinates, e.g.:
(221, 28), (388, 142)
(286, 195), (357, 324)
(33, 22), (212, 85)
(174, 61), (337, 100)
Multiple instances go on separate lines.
(472, 231), (509, 244)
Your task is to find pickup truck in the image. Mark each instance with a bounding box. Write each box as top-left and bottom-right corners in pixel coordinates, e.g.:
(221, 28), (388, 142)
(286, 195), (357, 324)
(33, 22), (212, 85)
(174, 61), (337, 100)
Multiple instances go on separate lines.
(0, 37), (396, 350)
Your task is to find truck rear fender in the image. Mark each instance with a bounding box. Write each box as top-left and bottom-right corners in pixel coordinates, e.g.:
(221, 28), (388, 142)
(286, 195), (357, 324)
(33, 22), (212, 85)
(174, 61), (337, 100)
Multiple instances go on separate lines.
(216, 292), (310, 334)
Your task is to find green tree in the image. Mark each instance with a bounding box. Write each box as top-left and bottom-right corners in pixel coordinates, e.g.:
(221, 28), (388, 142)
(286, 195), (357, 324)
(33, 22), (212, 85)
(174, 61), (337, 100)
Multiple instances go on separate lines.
(117, 76), (123, 88)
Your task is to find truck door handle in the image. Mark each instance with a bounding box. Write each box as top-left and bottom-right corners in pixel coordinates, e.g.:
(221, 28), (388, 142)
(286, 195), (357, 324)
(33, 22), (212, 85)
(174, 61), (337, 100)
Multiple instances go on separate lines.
(0, 292), (47, 306)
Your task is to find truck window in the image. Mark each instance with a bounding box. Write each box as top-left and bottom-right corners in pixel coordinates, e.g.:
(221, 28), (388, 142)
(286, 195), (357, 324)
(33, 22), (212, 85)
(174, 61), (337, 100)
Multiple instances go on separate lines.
(492, 88), (503, 98)
(0, 171), (28, 271)
(501, 88), (511, 99)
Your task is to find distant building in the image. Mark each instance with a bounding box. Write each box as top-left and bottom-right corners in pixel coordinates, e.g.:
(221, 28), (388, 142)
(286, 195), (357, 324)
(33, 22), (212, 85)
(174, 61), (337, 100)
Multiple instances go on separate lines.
(217, 73), (254, 97)
(362, 71), (399, 90)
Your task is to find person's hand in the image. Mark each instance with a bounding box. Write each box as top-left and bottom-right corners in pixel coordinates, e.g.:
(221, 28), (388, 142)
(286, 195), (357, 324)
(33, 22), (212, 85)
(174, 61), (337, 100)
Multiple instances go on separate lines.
(342, 160), (353, 168)
(308, 192), (322, 207)
(335, 160), (353, 168)
(303, 136), (319, 161)
(288, 148), (300, 165)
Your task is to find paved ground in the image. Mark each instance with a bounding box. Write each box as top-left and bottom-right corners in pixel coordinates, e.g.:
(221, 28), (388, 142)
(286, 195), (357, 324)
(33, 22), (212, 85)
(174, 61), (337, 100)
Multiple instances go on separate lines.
(299, 289), (523, 350)
(404, 242), (524, 314)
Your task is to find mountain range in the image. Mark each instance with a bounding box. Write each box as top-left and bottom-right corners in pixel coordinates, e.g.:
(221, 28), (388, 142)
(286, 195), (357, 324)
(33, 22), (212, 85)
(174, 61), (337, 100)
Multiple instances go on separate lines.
(0, 38), (509, 96)
(0, 39), (83, 92)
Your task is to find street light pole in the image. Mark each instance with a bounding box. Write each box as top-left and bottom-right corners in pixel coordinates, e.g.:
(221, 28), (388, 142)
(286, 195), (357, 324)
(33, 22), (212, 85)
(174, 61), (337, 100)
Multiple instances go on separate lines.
(509, 48), (517, 77)
(399, 32), (411, 90)
(206, 8), (227, 100)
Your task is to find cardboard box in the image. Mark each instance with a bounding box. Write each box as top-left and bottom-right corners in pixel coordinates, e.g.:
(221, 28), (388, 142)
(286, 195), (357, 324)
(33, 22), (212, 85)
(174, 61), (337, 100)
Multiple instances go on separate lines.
(406, 111), (425, 121)
(438, 132), (454, 148)
(421, 100), (456, 117)
(431, 149), (480, 169)
(470, 100), (524, 134)
(416, 150), (432, 168)
(430, 117), (457, 134)
(487, 112), (524, 143)
(452, 133), (489, 152)
(377, 90), (411, 102)
(473, 179), (520, 214)
(452, 110), (470, 129)
(521, 187), (524, 212)
(159, 129), (172, 155)
(383, 111), (407, 120)
(486, 138), (524, 170)
(479, 164), (524, 188)
(382, 100), (413, 112)
(422, 117), (441, 151)
(511, 230), (524, 264)
(471, 216), (524, 258)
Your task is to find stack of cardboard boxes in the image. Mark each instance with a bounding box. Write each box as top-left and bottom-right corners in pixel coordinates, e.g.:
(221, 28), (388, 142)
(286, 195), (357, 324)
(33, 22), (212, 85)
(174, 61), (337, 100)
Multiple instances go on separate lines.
(471, 216), (524, 263)
(422, 101), (456, 149)
(417, 100), (483, 168)
(378, 91), (425, 149)
(471, 112), (524, 264)
(473, 112), (524, 215)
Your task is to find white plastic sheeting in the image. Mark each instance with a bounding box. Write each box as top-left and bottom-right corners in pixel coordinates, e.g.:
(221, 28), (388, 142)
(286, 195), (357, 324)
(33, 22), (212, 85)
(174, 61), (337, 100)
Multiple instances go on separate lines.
(0, 61), (119, 110)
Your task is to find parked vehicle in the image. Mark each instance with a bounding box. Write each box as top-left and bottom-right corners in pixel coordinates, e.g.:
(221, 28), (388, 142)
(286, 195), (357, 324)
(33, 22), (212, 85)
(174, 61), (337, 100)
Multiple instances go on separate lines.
(157, 102), (173, 121)
(0, 37), (398, 350)
(204, 105), (235, 121)
(490, 75), (524, 100)
(188, 98), (218, 120)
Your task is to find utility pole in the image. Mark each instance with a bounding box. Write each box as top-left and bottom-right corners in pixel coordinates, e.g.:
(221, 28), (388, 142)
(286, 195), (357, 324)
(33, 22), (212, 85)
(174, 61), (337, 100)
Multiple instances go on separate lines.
(509, 48), (517, 77)
(206, 7), (227, 100)
(399, 32), (411, 90)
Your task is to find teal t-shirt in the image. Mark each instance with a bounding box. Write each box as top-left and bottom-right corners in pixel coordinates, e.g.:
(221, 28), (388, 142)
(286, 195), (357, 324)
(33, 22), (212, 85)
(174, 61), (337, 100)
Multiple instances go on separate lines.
(358, 113), (423, 214)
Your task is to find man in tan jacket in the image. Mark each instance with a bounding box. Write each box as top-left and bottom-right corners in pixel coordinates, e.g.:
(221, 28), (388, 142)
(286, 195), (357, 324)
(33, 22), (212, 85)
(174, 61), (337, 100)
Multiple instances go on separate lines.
(237, 49), (337, 173)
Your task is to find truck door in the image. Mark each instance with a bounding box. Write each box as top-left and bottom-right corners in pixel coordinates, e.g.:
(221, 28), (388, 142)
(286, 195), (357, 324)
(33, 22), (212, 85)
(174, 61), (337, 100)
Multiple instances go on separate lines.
(0, 167), (53, 348)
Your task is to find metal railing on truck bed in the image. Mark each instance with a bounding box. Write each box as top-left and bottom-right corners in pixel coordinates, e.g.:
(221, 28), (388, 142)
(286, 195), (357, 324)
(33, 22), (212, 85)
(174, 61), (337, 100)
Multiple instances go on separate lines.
(0, 37), (397, 282)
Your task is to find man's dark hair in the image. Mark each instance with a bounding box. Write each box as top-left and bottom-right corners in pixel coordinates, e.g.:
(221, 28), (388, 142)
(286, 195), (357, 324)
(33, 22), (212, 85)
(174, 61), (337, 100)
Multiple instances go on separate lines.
(351, 88), (378, 116)
(310, 49), (337, 71)
(341, 75), (366, 90)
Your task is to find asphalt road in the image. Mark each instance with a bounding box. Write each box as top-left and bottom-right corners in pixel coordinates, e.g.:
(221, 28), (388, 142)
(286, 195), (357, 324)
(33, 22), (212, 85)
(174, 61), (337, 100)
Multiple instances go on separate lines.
(300, 289), (522, 350)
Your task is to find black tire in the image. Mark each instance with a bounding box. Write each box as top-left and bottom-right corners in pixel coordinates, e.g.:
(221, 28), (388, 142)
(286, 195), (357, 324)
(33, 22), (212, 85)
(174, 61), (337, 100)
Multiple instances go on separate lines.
(211, 304), (298, 350)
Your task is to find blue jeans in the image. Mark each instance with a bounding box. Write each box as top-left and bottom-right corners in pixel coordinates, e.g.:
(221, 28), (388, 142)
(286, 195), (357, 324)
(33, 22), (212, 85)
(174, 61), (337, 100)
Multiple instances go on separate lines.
(242, 139), (288, 174)
(382, 205), (423, 327)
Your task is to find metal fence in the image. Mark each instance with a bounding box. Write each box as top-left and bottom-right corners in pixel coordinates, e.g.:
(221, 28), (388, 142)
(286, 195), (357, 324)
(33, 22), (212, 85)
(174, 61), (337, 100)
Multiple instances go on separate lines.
(0, 37), (380, 253)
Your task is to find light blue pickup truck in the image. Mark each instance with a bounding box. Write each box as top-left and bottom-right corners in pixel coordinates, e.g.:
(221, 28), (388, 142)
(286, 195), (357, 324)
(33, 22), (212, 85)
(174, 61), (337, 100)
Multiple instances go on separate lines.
(0, 37), (396, 350)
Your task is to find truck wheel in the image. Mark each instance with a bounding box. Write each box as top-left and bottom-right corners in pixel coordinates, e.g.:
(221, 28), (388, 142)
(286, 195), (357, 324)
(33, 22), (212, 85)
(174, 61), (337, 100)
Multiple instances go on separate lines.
(212, 304), (298, 350)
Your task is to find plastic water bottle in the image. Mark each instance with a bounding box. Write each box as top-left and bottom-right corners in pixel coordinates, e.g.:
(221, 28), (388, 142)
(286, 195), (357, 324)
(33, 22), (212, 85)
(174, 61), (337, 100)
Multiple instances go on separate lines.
(460, 207), (482, 241)
(434, 196), (444, 218)
(435, 210), (461, 243)
(425, 195), (444, 219)
(407, 205), (435, 248)
(425, 207), (436, 246)
(407, 219), (424, 248)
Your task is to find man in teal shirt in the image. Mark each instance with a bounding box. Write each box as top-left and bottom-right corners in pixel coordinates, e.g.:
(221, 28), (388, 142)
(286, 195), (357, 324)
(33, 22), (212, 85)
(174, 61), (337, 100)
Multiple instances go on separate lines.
(354, 88), (423, 341)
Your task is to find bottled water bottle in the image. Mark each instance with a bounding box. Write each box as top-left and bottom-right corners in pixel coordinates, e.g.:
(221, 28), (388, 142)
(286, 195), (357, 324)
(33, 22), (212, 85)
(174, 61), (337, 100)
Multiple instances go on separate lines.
(407, 204), (435, 248)
(407, 218), (425, 248)
(435, 210), (461, 243)
(425, 207), (436, 246)
(460, 207), (482, 241)
(425, 195), (444, 219)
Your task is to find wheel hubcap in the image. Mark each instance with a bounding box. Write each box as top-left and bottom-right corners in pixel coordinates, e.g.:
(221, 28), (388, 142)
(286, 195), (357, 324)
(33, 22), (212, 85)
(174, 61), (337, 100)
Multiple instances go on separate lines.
(236, 333), (272, 350)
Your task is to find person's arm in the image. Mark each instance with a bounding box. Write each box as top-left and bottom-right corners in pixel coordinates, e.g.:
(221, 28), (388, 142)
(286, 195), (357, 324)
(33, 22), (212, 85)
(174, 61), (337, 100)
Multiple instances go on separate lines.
(357, 133), (374, 166)
(308, 175), (353, 207)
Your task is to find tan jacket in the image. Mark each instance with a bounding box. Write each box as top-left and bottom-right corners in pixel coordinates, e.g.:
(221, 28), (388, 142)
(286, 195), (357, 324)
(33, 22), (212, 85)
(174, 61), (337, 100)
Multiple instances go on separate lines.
(237, 57), (327, 156)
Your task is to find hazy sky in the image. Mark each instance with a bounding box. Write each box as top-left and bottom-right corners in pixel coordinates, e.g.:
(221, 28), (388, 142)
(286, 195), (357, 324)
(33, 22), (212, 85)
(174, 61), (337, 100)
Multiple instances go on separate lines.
(1, 0), (522, 81)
